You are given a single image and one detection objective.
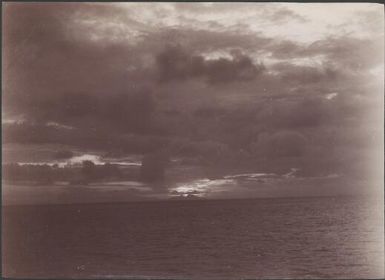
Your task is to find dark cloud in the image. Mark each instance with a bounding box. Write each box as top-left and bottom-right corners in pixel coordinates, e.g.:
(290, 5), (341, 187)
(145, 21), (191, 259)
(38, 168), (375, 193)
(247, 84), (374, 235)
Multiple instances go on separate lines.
(258, 97), (332, 129)
(269, 40), (305, 59)
(3, 3), (157, 132)
(268, 7), (307, 24)
(2, 2), (383, 185)
(156, 45), (265, 84)
(139, 27), (272, 54)
(251, 130), (307, 158)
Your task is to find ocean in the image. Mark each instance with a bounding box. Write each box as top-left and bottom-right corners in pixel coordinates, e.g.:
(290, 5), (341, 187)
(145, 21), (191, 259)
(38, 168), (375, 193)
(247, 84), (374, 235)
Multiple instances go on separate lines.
(2, 196), (384, 279)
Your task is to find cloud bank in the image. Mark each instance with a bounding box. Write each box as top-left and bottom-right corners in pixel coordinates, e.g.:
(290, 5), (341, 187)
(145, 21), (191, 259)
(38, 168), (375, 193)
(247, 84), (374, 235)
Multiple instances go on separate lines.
(3, 3), (383, 184)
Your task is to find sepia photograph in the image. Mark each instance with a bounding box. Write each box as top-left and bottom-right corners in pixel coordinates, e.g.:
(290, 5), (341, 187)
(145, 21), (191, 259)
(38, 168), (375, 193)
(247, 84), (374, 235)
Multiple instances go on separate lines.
(2, 2), (384, 279)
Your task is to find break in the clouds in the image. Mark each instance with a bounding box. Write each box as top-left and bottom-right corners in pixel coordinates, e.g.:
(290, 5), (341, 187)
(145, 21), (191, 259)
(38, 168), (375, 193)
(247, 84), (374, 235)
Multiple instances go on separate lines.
(2, 3), (384, 188)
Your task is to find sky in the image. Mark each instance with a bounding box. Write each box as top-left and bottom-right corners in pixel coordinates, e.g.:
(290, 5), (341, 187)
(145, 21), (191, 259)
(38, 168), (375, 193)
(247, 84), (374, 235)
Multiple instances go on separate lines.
(3, 3), (383, 117)
(2, 2), (384, 199)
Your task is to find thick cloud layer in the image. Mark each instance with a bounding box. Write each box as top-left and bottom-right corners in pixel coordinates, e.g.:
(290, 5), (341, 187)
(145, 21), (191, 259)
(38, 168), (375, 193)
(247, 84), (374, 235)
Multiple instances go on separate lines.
(2, 3), (384, 182)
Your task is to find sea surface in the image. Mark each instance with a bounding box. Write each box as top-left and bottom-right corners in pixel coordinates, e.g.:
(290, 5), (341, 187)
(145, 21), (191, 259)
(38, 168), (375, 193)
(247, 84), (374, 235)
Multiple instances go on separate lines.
(2, 196), (384, 279)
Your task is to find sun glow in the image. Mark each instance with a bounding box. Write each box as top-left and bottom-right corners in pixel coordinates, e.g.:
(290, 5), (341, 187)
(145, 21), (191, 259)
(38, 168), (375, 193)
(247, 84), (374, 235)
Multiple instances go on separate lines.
(171, 178), (237, 196)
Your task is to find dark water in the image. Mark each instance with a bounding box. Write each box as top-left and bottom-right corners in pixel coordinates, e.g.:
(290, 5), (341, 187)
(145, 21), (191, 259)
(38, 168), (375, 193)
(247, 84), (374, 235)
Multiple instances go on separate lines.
(2, 196), (384, 279)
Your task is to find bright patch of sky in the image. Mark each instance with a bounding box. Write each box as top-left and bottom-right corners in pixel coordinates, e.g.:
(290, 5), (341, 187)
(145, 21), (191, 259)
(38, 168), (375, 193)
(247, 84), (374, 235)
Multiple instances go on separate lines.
(172, 178), (238, 196)
(325, 92), (339, 100)
(108, 2), (383, 43)
(68, 154), (104, 165)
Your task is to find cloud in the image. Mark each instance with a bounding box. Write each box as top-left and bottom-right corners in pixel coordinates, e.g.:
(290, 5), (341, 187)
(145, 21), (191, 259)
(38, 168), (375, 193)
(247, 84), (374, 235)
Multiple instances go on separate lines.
(251, 130), (307, 158)
(262, 97), (332, 129)
(139, 27), (272, 54)
(269, 40), (305, 59)
(172, 3), (307, 25)
(3, 3), (159, 132)
(268, 7), (307, 24)
(306, 37), (384, 74)
(269, 36), (383, 75)
(325, 92), (338, 100)
(155, 45), (265, 84)
(2, 2), (383, 179)
(270, 62), (339, 86)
